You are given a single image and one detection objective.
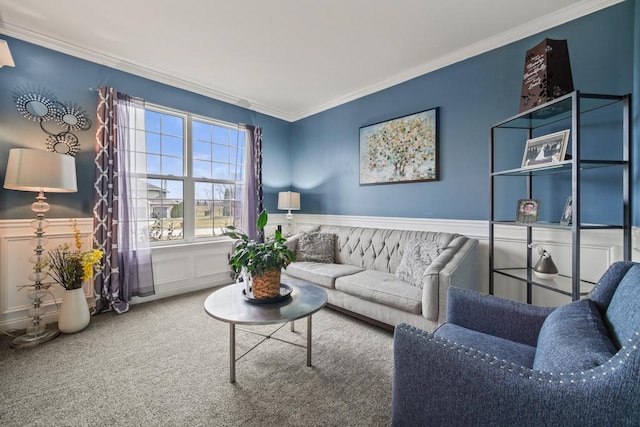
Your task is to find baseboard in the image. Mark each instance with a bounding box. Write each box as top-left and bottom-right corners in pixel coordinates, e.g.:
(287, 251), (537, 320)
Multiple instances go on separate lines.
(130, 274), (230, 304)
(326, 303), (395, 331)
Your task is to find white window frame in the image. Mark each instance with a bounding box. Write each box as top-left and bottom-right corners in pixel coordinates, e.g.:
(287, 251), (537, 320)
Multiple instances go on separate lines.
(144, 103), (247, 245)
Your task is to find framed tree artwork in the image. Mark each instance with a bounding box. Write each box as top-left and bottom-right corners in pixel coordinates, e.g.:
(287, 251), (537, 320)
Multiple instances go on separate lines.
(359, 108), (438, 185)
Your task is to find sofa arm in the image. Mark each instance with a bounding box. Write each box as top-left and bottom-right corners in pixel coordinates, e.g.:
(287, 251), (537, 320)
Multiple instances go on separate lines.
(421, 236), (478, 323)
(446, 287), (553, 347)
(392, 323), (640, 426)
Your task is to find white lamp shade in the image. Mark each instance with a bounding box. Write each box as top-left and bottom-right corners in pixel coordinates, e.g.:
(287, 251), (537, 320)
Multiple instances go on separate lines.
(278, 191), (300, 210)
(0, 40), (15, 68)
(4, 149), (77, 193)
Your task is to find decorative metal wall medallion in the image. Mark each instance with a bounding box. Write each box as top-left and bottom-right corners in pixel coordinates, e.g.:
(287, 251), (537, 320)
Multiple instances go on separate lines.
(13, 87), (92, 156)
(15, 92), (57, 122)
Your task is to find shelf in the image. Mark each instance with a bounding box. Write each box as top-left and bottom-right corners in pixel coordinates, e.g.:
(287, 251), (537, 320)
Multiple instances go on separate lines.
(493, 92), (624, 130)
(490, 221), (625, 230)
(492, 160), (627, 177)
(493, 268), (595, 297)
(489, 91), (630, 303)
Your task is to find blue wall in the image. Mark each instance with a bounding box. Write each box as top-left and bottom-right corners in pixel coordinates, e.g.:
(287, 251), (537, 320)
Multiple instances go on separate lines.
(0, 37), (291, 219)
(1, 1), (639, 225)
(291, 1), (638, 222)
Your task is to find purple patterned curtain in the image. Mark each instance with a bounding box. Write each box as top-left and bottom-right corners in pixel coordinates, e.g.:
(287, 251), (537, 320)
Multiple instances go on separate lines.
(245, 125), (264, 242)
(93, 87), (154, 315)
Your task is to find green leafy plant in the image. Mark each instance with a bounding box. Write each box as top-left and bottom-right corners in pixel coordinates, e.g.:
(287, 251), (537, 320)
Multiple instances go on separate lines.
(224, 210), (295, 278)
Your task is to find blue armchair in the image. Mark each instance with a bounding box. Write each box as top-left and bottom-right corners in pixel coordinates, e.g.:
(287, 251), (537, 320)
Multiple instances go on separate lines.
(392, 261), (640, 426)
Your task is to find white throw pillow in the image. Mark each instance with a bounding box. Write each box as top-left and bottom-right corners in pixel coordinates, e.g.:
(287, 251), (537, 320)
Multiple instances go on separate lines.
(395, 239), (445, 288)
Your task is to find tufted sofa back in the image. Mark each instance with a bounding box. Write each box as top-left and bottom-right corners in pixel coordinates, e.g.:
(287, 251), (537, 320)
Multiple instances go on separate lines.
(317, 225), (459, 273)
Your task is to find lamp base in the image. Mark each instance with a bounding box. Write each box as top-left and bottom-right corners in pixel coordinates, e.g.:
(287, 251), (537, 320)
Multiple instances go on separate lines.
(285, 211), (294, 237)
(10, 327), (59, 349)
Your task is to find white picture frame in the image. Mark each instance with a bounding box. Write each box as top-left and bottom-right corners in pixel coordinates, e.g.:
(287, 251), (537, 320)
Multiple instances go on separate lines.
(521, 129), (570, 168)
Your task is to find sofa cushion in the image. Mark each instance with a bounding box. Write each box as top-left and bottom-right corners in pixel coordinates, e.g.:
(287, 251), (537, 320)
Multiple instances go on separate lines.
(434, 323), (537, 367)
(296, 232), (336, 263)
(285, 262), (363, 289)
(335, 270), (422, 314)
(533, 299), (616, 372)
(395, 239), (445, 288)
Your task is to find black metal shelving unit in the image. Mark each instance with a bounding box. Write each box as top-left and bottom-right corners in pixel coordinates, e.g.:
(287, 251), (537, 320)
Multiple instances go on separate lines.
(489, 91), (631, 303)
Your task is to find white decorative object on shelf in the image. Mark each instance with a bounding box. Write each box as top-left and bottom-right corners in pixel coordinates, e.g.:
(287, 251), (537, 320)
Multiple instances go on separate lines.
(529, 243), (558, 280)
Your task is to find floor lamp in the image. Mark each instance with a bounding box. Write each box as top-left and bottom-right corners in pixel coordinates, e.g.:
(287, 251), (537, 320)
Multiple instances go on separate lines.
(4, 148), (77, 349)
(277, 191), (300, 236)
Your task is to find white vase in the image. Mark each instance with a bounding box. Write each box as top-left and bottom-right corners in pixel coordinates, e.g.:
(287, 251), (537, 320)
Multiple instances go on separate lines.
(58, 287), (90, 334)
(533, 255), (559, 280)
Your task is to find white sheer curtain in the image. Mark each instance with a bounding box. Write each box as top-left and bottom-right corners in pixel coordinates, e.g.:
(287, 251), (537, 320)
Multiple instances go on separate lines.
(116, 93), (155, 304)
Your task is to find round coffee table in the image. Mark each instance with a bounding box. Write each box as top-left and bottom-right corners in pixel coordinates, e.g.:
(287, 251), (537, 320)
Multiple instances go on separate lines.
(204, 279), (327, 383)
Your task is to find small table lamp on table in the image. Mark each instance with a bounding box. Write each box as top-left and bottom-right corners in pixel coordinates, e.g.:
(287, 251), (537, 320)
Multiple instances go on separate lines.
(277, 191), (300, 237)
(4, 148), (77, 349)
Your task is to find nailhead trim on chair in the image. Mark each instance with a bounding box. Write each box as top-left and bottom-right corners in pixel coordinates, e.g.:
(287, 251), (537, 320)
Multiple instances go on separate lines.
(398, 324), (639, 384)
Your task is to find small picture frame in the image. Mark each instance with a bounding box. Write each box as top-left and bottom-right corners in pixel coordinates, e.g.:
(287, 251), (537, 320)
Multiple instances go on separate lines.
(516, 199), (540, 223)
(521, 129), (570, 168)
(560, 195), (572, 226)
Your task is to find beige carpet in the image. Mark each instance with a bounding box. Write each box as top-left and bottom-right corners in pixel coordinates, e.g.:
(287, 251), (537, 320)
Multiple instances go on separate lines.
(0, 287), (394, 426)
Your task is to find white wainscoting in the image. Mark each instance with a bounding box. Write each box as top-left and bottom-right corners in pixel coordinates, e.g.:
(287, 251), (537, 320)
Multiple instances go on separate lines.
(0, 218), (237, 332)
(1, 215), (638, 332)
(0, 218), (96, 332)
(292, 214), (638, 307)
(129, 239), (235, 304)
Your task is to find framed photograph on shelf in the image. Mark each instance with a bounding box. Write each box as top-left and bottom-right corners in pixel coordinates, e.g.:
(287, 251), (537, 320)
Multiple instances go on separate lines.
(359, 108), (438, 185)
(515, 199), (540, 223)
(560, 195), (572, 225)
(521, 129), (570, 168)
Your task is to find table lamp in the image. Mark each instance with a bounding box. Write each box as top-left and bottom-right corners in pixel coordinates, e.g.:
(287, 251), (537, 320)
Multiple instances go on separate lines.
(277, 191), (300, 236)
(4, 148), (77, 348)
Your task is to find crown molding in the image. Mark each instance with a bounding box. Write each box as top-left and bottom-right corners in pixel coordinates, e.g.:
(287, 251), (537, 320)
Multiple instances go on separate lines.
(290, 0), (626, 121)
(1, 0), (624, 123)
(0, 24), (295, 122)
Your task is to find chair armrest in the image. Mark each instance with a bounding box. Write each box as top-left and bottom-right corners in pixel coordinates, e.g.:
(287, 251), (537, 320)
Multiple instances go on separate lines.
(392, 323), (640, 426)
(446, 287), (554, 346)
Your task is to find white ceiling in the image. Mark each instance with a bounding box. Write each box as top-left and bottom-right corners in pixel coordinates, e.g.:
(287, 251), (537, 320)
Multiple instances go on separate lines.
(0, 0), (623, 122)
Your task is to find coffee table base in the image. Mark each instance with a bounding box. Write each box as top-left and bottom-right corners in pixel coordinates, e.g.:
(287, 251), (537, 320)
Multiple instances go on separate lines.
(228, 315), (314, 383)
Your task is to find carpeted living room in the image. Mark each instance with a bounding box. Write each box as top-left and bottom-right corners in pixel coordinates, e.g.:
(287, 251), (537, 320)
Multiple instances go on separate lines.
(1, 1), (639, 426)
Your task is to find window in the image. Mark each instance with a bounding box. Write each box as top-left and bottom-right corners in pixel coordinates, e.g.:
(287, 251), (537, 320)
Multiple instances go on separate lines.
(132, 105), (246, 243)
(192, 119), (245, 238)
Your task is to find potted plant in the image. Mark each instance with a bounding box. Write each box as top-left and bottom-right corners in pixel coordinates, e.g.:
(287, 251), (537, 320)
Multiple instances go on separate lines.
(224, 210), (295, 299)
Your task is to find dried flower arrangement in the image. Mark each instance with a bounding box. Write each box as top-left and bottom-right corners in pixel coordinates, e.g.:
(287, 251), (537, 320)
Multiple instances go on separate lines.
(47, 219), (103, 290)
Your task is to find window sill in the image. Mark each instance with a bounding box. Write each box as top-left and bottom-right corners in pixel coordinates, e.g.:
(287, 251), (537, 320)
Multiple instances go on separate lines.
(150, 237), (234, 252)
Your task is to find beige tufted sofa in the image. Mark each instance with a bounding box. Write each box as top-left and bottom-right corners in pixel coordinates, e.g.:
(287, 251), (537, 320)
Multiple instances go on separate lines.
(283, 225), (478, 331)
